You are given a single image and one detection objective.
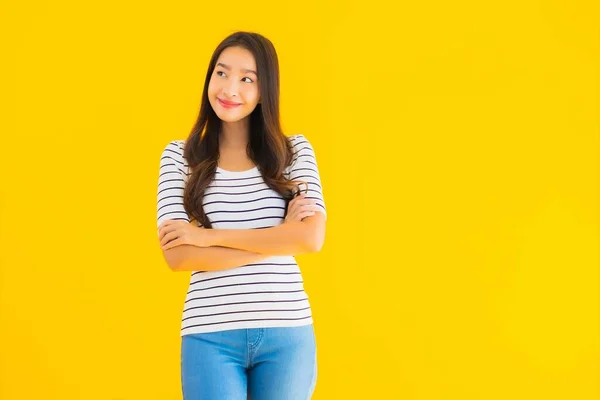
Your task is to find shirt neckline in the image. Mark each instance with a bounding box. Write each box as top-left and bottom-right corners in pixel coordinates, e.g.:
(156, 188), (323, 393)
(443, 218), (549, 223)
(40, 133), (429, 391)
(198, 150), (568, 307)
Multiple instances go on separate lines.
(216, 165), (260, 178)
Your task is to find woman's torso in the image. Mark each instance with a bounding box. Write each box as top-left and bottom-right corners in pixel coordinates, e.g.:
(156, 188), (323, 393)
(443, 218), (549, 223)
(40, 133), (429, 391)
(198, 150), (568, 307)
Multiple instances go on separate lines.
(178, 141), (313, 336)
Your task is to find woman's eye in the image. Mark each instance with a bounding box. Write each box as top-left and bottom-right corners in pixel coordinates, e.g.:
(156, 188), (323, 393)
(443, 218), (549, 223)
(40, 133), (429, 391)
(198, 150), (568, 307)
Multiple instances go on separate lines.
(215, 71), (252, 83)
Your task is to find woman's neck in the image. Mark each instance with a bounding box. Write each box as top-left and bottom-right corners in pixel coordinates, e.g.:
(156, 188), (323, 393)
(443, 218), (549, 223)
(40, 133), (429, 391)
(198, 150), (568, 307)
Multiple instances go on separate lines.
(220, 119), (250, 149)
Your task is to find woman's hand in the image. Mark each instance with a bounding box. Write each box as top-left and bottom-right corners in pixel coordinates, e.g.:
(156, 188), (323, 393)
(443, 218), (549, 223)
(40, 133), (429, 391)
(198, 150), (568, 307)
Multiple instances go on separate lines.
(284, 193), (320, 223)
(158, 220), (213, 250)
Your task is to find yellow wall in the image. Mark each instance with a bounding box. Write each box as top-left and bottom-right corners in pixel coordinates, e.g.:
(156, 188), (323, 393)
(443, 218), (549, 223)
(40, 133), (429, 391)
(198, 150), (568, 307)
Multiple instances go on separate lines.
(1, 0), (598, 399)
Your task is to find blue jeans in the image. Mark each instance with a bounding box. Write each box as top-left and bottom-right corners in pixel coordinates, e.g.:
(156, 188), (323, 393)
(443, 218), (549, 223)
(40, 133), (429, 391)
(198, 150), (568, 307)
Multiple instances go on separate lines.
(181, 324), (317, 400)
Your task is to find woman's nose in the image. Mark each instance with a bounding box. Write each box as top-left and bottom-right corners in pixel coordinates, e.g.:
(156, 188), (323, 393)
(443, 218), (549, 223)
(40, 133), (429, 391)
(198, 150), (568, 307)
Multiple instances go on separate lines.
(224, 80), (240, 97)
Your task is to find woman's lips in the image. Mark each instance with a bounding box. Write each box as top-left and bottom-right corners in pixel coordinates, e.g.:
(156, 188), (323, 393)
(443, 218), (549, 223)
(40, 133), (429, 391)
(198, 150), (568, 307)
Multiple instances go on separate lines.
(218, 98), (242, 108)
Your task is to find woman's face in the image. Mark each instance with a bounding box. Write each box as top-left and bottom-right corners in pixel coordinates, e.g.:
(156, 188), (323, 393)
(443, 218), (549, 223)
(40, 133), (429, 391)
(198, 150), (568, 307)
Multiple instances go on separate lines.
(208, 46), (260, 123)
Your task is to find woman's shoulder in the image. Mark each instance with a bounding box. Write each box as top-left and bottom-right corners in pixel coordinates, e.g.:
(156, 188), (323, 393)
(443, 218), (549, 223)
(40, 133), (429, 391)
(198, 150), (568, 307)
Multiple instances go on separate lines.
(288, 133), (318, 155)
(288, 133), (309, 146)
(160, 140), (189, 176)
(287, 133), (314, 154)
(160, 139), (186, 159)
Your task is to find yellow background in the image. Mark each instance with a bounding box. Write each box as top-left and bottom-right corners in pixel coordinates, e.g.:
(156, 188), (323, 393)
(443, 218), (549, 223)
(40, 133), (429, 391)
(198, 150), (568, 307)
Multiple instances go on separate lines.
(1, 0), (598, 399)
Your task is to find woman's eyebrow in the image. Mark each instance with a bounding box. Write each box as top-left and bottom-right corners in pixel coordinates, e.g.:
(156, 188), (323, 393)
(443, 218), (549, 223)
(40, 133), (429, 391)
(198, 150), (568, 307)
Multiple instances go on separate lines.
(217, 62), (257, 76)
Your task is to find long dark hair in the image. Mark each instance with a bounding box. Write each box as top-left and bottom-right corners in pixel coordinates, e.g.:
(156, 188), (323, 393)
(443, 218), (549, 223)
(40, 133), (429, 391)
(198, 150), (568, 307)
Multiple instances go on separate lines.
(182, 31), (299, 228)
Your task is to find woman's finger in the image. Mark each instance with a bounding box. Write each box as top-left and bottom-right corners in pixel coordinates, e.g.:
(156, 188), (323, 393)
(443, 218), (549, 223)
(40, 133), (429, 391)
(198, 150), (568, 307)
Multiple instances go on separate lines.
(289, 205), (319, 221)
(287, 199), (315, 216)
(287, 194), (303, 210)
(160, 231), (173, 247)
(158, 220), (177, 231)
(160, 230), (179, 247)
(162, 237), (180, 251)
(294, 204), (320, 216)
(302, 204), (320, 211)
(158, 222), (180, 240)
(296, 199), (316, 208)
(285, 197), (317, 221)
(286, 207), (301, 222)
(296, 211), (316, 221)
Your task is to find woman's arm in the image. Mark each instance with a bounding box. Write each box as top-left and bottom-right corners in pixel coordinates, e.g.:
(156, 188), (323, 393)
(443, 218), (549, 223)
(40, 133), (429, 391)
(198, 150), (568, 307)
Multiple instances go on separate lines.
(164, 245), (270, 272)
(207, 212), (326, 256)
(206, 134), (328, 256)
(163, 196), (324, 270)
(156, 142), (270, 272)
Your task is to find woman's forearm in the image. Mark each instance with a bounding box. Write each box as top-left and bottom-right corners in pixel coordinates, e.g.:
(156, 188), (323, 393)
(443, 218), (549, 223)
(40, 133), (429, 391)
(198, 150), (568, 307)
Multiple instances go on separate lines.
(209, 221), (315, 256)
(169, 244), (271, 272)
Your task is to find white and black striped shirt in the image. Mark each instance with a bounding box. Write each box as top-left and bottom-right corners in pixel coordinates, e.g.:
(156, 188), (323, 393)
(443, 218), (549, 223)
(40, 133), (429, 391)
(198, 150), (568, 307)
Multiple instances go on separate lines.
(156, 134), (326, 335)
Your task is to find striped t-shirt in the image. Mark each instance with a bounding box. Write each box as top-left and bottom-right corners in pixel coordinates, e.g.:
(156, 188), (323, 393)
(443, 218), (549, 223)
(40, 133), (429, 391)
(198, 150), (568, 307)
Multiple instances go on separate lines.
(156, 134), (326, 336)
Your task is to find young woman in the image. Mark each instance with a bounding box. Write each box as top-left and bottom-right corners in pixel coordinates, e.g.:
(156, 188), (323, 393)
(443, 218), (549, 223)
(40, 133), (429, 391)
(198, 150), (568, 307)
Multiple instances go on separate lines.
(156, 31), (327, 400)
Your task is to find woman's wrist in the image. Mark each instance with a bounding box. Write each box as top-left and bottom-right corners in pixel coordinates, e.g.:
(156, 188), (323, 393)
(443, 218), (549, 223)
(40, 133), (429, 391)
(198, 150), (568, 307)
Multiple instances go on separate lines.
(206, 228), (222, 247)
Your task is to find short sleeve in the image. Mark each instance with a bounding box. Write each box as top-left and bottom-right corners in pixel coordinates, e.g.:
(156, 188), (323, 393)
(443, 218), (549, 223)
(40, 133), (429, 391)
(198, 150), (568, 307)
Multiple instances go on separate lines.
(156, 140), (190, 229)
(286, 134), (327, 217)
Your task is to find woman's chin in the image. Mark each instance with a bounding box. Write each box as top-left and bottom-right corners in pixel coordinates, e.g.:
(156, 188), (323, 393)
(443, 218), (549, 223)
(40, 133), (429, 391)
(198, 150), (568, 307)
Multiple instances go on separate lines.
(214, 109), (253, 123)
(216, 114), (243, 123)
